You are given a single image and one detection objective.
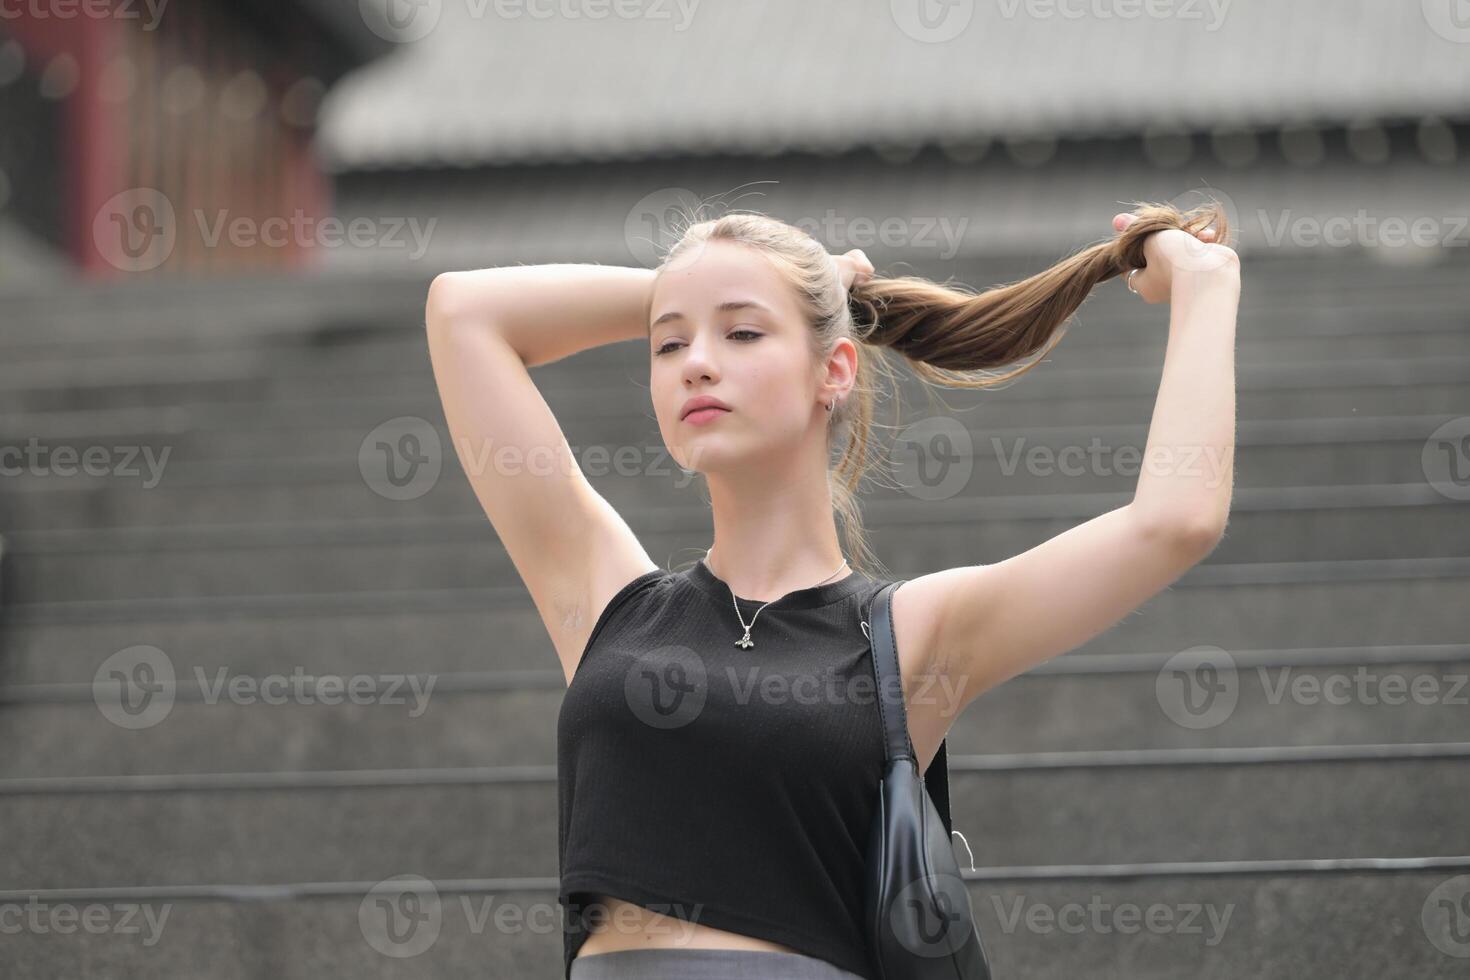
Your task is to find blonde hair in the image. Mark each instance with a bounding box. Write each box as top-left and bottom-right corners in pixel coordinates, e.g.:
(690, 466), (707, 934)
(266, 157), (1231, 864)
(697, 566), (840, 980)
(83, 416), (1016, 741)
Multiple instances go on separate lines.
(653, 200), (1232, 580)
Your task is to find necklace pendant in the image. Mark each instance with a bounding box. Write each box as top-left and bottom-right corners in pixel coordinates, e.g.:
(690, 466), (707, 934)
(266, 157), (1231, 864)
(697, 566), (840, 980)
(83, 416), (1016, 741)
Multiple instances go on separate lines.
(735, 630), (754, 649)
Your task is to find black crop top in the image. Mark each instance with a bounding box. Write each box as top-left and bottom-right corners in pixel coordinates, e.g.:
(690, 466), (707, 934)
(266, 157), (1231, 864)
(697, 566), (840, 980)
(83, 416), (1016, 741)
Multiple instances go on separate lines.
(556, 560), (896, 980)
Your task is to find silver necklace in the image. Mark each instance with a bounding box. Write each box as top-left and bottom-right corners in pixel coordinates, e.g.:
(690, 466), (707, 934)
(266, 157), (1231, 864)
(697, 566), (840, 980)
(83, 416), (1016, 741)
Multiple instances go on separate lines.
(703, 547), (850, 649)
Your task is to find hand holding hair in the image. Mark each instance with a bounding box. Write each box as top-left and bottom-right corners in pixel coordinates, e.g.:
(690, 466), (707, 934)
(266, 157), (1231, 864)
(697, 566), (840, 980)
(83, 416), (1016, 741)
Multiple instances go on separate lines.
(1112, 208), (1240, 304)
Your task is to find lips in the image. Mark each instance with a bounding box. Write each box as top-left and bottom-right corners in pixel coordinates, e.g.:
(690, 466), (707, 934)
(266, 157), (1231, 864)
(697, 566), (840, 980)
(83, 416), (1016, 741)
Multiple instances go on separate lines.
(680, 396), (732, 420)
(684, 406), (729, 424)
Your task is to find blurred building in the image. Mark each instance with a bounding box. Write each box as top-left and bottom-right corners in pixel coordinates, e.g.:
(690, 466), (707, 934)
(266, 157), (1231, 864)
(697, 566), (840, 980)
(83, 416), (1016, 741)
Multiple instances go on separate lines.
(313, 0), (1470, 275)
(0, 0), (390, 278)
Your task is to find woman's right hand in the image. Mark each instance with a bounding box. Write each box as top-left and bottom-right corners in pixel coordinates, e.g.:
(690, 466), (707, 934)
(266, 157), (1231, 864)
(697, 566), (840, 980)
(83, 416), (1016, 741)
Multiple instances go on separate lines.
(1114, 214), (1239, 304)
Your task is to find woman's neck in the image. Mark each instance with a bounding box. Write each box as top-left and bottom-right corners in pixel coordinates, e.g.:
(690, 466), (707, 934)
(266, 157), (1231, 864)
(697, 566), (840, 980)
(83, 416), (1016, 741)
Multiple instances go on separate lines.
(703, 467), (850, 602)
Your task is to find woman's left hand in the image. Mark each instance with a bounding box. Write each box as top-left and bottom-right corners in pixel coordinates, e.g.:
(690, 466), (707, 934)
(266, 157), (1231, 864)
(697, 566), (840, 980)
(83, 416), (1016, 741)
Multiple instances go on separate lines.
(1113, 213), (1239, 304)
(833, 248), (875, 293)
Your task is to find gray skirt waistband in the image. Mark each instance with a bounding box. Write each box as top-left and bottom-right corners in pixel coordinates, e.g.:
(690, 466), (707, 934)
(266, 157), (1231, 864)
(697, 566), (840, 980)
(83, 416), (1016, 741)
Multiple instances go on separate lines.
(569, 947), (869, 980)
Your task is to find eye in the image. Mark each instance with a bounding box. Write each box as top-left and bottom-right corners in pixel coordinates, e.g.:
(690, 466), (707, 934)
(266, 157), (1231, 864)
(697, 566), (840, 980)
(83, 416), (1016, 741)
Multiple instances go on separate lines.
(652, 328), (763, 356)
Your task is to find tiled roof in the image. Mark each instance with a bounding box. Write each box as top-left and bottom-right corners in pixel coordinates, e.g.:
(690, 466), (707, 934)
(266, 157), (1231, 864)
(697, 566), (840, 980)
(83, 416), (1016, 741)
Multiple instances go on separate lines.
(320, 134), (1469, 273)
(318, 0), (1470, 171)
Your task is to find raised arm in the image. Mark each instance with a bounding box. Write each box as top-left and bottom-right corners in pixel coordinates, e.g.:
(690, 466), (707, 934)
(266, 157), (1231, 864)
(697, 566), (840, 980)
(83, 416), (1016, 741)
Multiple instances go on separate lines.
(424, 264), (661, 684)
(898, 223), (1241, 753)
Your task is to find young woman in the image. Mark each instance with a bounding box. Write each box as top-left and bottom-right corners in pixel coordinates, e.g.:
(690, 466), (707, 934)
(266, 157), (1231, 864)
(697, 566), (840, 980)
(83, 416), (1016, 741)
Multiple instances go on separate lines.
(424, 204), (1240, 980)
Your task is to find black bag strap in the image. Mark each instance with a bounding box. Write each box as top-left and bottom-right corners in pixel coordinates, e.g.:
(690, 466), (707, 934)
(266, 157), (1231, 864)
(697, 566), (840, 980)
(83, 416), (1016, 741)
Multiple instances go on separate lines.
(867, 580), (954, 836)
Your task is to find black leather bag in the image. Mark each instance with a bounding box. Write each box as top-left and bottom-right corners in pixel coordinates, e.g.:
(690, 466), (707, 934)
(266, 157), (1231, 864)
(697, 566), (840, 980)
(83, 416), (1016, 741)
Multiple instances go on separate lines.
(862, 580), (993, 980)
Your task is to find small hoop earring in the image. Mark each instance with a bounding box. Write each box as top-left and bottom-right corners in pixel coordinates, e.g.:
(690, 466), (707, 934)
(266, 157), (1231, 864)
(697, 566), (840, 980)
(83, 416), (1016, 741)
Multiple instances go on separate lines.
(826, 399), (835, 412)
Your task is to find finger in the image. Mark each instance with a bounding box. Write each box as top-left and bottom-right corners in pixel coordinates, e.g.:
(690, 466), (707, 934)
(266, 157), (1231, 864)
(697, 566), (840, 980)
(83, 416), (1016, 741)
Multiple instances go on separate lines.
(1113, 213), (1137, 233)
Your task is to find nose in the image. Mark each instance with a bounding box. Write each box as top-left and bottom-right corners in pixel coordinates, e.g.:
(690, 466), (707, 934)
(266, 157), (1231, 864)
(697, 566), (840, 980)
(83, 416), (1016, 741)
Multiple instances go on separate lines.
(680, 330), (719, 386)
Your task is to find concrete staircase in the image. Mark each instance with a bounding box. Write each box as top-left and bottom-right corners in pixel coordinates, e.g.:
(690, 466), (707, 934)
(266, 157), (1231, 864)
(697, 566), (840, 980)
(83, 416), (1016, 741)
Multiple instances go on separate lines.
(1, 254), (1468, 978)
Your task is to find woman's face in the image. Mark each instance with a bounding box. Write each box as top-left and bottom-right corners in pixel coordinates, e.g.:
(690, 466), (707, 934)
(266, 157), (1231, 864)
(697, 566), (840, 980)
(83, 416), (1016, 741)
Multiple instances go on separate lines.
(648, 240), (827, 474)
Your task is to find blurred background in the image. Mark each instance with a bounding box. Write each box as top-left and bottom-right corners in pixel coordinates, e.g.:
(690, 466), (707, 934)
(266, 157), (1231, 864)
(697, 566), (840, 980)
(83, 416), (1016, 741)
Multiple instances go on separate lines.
(1, 0), (1468, 977)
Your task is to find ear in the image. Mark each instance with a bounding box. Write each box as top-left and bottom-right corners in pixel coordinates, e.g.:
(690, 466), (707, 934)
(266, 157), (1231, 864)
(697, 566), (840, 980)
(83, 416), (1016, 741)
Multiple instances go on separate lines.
(820, 335), (859, 404)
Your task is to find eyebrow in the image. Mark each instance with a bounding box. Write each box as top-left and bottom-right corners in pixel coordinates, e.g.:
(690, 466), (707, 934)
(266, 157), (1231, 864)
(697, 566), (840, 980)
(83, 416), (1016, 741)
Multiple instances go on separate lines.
(650, 299), (775, 330)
